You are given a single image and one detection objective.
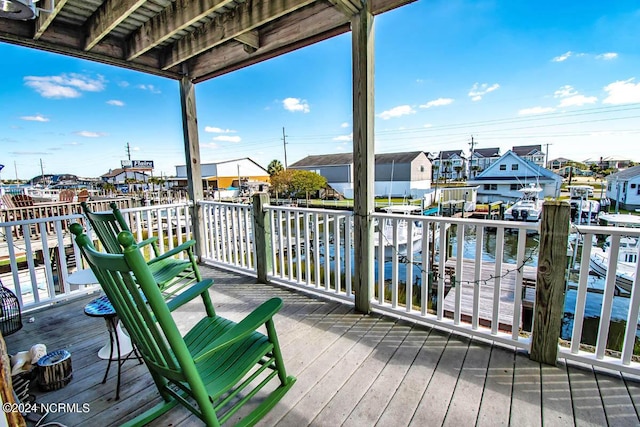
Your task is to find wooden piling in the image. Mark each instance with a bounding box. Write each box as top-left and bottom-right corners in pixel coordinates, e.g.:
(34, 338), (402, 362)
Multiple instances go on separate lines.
(530, 201), (570, 365)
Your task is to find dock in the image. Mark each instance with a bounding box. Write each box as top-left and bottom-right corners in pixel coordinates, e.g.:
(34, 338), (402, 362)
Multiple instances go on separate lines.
(441, 257), (537, 331)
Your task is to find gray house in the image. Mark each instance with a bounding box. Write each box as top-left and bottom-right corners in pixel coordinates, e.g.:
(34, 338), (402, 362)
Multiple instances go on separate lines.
(289, 151), (432, 199)
(606, 165), (640, 210)
(469, 147), (501, 178)
(512, 145), (546, 167)
(468, 150), (561, 203)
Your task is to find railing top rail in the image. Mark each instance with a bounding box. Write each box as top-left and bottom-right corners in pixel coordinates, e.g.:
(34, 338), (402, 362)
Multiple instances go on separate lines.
(0, 213), (84, 227)
(573, 223), (640, 237)
(373, 211), (540, 231)
(264, 204), (354, 216)
(119, 202), (191, 213)
(199, 200), (250, 207)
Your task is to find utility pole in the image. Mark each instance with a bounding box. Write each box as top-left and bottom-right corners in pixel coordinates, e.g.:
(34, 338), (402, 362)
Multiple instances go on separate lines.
(468, 135), (476, 178)
(282, 127), (288, 169)
(544, 143), (552, 168)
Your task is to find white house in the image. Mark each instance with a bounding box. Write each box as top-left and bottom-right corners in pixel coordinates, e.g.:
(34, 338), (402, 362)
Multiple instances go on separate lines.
(289, 151), (432, 199)
(469, 147), (501, 178)
(512, 145), (545, 168)
(606, 165), (640, 210)
(467, 150), (562, 203)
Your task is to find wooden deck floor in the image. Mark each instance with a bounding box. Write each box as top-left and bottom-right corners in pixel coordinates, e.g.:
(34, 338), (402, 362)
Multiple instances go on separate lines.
(5, 265), (640, 426)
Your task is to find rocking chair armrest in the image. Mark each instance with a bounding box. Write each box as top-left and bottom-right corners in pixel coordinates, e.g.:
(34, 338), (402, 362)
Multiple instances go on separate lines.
(147, 240), (196, 264)
(166, 278), (214, 312)
(193, 297), (283, 363)
(138, 236), (159, 248)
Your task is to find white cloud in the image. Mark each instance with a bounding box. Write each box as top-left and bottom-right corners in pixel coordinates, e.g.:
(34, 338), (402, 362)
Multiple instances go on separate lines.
(106, 99), (125, 107)
(24, 73), (105, 98)
(419, 97), (454, 109)
(552, 51), (572, 62)
(558, 94), (597, 107)
(204, 126), (236, 133)
(213, 135), (241, 143)
(377, 105), (416, 120)
(118, 81), (130, 88)
(340, 122), (350, 128)
(468, 83), (499, 101)
(74, 131), (107, 138)
(596, 52), (618, 60)
(137, 84), (161, 94)
(202, 142), (220, 149)
(518, 106), (556, 115)
(333, 133), (353, 142)
(554, 85), (578, 98)
(424, 123), (433, 128)
(603, 78), (640, 104)
(20, 114), (49, 122)
(282, 97), (310, 113)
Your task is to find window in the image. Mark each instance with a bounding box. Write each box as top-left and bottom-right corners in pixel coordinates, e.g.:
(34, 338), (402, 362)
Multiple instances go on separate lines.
(510, 184), (519, 190)
(484, 184), (497, 191)
(631, 183), (637, 189)
(499, 164), (506, 171)
(511, 164), (519, 170)
(420, 165), (425, 172)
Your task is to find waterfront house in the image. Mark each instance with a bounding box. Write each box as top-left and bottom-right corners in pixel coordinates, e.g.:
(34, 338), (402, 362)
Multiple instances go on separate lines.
(606, 165), (640, 210)
(432, 150), (466, 181)
(468, 150), (562, 203)
(584, 156), (634, 171)
(468, 147), (501, 178)
(512, 145), (545, 167)
(547, 157), (572, 172)
(289, 151), (431, 199)
(100, 168), (149, 192)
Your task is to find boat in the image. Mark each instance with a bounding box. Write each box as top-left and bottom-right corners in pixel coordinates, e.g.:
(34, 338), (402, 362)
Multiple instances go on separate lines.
(588, 213), (640, 292)
(22, 186), (61, 203)
(374, 205), (424, 259)
(568, 185), (600, 224)
(504, 184), (543, 222)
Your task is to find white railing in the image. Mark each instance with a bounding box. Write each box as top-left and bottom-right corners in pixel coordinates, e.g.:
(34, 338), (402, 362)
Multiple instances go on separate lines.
(266, 205), (354, 303)
(565, 223), (640, 374)
(200, 201), (255, 272)
(0, 202), (193, 311)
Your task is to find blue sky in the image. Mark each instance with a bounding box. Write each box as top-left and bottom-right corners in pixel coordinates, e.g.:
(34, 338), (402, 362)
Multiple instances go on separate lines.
(1, 0), (640, 181)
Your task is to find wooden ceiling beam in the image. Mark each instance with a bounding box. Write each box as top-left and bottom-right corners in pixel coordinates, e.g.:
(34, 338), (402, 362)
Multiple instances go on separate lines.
(162, 0), (315, 70)
(126, 0), (235, 61)
(190, 2), (349, 81)
(234, 30), (260, 51)
(327, 0), (360, 17)
(34, 0), (70, 40)
(84, 0), (147, 51)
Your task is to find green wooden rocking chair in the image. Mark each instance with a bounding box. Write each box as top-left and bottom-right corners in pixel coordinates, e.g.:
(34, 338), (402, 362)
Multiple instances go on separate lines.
(81, 201), (200, 296)
(69, 224), (295, 427)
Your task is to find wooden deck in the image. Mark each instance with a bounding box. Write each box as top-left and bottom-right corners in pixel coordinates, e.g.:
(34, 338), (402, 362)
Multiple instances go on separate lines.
(5, 265), (640, 426)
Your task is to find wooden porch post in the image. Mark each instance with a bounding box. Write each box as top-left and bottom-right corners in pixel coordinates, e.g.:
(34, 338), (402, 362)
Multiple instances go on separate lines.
(252, 192), (273, 283)
(351, 3), (375, 313)
(179, 76), (205, 260)
(530, 201), (570, 364)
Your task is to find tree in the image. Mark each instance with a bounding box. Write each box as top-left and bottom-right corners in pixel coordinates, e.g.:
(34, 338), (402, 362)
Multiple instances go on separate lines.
(270, 169), (294, 199)
(290, 170), (327, 203)
(267, 159), (284, 177)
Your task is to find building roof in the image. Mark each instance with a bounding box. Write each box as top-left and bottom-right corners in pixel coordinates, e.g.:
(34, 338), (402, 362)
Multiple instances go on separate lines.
(470, 150), (560, 182)
(472, 147), (500, 158)
(606, 165), (640, 181)
(289, 151), (425, 168)
(548, 157), (572, 163)
(101, 168), (148, 178)
(437, 150), (465, 160)
(512, 145), (543, 156)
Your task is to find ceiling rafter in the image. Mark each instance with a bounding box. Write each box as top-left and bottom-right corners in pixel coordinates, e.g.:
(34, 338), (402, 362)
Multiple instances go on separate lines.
(125, 0), (235, 61)
(84, 0), (147, 51)
(162, 0), (315, 70)
(34, 0), (70, 40)
(234, 30), (260, 53)
(327, 0), (360, 16)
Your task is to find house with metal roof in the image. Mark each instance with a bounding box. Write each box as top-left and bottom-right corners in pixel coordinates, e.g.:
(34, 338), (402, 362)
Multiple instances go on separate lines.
(467, 150), (562, 203)
(289, 151), (431, 199)
(606, 165), (640, 210)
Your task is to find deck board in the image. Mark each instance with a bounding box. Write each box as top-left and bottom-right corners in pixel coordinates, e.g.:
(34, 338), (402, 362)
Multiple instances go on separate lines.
(4, 265), (639, 427)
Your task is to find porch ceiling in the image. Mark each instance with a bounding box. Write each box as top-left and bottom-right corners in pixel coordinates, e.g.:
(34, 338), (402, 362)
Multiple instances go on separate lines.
(0, 0), (413, 83)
